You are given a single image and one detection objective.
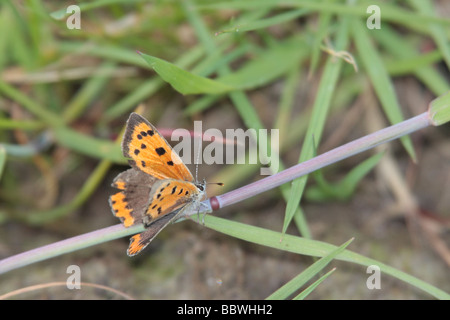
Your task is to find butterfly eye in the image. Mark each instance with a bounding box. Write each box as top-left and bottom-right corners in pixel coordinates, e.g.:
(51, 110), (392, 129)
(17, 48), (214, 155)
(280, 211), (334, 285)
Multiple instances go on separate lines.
(196, 184), (204, 191)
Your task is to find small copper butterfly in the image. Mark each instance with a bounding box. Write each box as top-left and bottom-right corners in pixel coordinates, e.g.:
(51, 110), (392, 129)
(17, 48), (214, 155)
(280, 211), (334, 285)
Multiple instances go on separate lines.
(110, 113), (206, 256)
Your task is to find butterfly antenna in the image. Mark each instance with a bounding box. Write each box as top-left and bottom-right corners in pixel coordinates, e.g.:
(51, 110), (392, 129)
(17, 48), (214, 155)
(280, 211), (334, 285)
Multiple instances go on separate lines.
(195, 137), (201, 182)
(207, 182), (224, 186)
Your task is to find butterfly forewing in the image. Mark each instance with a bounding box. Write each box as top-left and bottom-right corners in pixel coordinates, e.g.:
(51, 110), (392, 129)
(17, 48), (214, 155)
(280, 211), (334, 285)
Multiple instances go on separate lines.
(122, 113), (194, 182)
(145, 179), (201, 221)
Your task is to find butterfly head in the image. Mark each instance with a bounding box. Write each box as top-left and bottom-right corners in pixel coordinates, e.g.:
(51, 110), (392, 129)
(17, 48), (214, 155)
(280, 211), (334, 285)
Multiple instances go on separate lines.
(195, 178), (207, 193)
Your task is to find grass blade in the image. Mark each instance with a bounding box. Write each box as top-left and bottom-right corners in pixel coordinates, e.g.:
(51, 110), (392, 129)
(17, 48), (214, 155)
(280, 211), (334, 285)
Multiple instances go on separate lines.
(0, 146), (6, 180)
(204, 215), (450, 299)
(293, 268), (336, 300)
(351, 19), (416, 161)
(53, 126), (125, 163)
(283, 16), (350, 234)
(139, 52), (235, 95)
(306, 151), (384, 202)
(266, 238), (353, 299)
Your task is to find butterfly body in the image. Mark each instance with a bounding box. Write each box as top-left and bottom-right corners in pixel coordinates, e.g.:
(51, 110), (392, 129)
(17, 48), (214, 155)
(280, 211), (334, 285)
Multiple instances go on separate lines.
(110, 113), (205, 256)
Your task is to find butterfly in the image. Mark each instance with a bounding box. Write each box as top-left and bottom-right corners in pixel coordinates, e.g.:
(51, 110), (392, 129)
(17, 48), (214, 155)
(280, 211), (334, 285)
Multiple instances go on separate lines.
(110, 113), (206, 256)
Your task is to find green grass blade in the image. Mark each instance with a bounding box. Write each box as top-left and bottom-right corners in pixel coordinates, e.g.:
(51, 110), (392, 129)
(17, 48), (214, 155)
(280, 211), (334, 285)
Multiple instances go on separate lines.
(408, 0), (450, 70)
(104, 45), (205, 120)
(308, 1), (334, 77)
(216, 8), (310, 34)
(351, 19), (416, 161)
(139, 52), (235, 95)
(267, 238), (353, 300)
(49, 0), (148, 20)
(0, 81), (60, 127)
(139, 37), (307, 96)
(306, 152), (384, 202)
(385, 50), (443, 76)
(181, 0), (267, 133)
(53, 126), (125, 163)
(218, 36), (307, 90)
(199, 1), (450, 27)
(373, 25), (449, 96)
(283, 16), (350, 234)
(0, 146), (6, 180)
(63, 61), (116, 123)
(203, 215), (450, 299)
(293, 268), (336, 300)
(0, 118), (44, 130)
(429, 91), (450, 126)
(58, 41), (150, 68)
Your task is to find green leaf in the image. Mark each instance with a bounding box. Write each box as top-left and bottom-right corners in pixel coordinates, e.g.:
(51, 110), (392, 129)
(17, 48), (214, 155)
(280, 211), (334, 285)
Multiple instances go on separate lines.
(53, 127), (125, 163)
(373, 25), (449, 96)
(216, 8), (310, 34)
(139, 52), (235, 95)
(306, 152), (384, 202)
(218, 37), (307, 90)
(200, 1), (450, 27)
(139, 37), (306, 96)
(0, 146), (6, 180)
(429, 91), (450, 126)
(293, 268), (336, 300)
(49, 0), (148, 20)
(283, 17), (350, 234)
(351, 19), (416, 161)
(408, 0), (450, 70)
(267, 238), (353, 300)
(203, 215), (450, 299)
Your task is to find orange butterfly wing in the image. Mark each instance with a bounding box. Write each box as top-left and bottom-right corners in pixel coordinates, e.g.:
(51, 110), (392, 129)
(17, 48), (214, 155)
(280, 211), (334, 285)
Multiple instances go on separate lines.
(122, 113), (194, 182)
(144, 179), (202, 221)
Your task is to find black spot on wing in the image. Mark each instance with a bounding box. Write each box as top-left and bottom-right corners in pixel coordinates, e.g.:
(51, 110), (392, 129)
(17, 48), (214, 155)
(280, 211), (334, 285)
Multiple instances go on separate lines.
(155, 147), (166, 156)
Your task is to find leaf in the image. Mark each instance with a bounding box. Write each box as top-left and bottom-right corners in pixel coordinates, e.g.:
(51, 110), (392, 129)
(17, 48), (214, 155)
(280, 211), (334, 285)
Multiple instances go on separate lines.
(429, 91), (450, 126)
(53, 127), (125, 163)
(293, 268), (336, 300)
(306, 152), (384, 202)
(0, 146), (6, 180)
(139, 52), (235, 95)
(218, 37), (307, 90)
(282, 17), (350, 234)
(203, 215), (450, 299)
(139, 37), (306, 96)
(266, 238), (353, 299)
(351, 19), (416, 161)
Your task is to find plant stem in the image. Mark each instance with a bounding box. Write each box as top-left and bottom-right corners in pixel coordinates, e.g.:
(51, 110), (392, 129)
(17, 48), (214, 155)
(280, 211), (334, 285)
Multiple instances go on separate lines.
(0, 111), (435, 274)
(209, 112), (431, 211)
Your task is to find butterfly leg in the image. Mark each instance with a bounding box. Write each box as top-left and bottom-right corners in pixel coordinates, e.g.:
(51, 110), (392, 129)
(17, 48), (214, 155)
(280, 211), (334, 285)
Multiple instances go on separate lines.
(198, 202), (211, 225)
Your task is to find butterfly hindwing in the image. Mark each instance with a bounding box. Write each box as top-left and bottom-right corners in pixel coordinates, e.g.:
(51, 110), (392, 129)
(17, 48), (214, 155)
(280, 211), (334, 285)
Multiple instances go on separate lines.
(127, 210), (179, 256)
(122, 113), (194, 182)
(109, 168), (156, 227)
